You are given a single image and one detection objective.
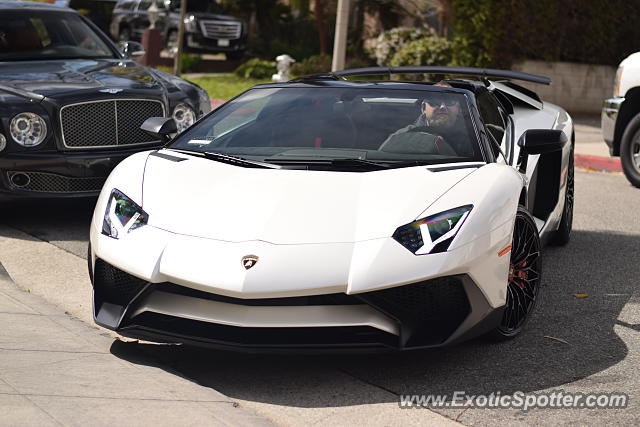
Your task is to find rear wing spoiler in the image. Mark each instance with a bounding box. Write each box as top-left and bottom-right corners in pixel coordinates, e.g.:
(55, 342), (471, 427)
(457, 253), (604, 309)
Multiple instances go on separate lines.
(331, 66), (551, 86)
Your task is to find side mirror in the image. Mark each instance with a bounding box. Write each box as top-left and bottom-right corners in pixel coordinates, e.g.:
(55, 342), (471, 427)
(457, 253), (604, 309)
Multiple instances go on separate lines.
(517, 129), (567, 155)
(141, 117), (177, 141)
(120, 41), (145, 59)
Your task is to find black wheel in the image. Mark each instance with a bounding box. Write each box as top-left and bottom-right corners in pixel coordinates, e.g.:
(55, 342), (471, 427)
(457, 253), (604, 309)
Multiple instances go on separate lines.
(118, 26), (131, 43)
(549, 137), (574, 246)
(487, 206), (541, 341)
(620, 113), (640, 188)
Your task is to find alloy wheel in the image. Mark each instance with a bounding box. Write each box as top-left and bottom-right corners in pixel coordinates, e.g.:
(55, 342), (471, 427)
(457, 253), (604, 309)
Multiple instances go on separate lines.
(499, 212), (541, 334)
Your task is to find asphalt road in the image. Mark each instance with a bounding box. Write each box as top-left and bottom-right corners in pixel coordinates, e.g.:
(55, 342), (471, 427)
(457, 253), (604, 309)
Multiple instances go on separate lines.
(1, 169), (639, 425)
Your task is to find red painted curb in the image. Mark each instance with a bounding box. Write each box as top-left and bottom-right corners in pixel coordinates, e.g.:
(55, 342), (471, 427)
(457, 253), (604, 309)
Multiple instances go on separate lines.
(210, 98), (225, 110)
(574, 154), (622, 172)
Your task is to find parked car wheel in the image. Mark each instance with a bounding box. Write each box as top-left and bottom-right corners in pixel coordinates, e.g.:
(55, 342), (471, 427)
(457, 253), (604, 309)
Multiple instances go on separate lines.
(486, 206), (541, 341)
(118, 26), (131, 43)
(620, 113), (640, 188)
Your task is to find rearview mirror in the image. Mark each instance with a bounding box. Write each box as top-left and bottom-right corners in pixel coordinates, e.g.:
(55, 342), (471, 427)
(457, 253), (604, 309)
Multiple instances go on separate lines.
(517, 129), (567, 155)
(141, 117), (177, 141)
(120, 41), (145, 59)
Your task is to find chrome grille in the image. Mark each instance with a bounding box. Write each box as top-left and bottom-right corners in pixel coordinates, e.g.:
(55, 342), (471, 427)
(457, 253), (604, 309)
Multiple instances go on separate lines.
(199, 20), (242, 39)
(7, 171), (106, 193)
(60, 99), (164, 149)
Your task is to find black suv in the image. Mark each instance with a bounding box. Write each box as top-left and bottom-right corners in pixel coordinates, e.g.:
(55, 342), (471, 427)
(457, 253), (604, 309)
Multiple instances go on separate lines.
(110, 0), (246, 60)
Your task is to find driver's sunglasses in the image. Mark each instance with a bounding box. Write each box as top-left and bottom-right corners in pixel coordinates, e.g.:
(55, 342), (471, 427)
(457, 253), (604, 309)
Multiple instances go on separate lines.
(424, 97), (458, 107)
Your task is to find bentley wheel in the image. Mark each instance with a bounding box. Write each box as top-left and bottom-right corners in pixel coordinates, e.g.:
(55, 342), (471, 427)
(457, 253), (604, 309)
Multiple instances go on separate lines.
(620, 116), (640, 188)
(487, 206), (541, 341)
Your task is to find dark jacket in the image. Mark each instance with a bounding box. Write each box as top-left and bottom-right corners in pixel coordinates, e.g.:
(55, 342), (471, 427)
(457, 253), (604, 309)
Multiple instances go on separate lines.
(380, 114), (472, 156)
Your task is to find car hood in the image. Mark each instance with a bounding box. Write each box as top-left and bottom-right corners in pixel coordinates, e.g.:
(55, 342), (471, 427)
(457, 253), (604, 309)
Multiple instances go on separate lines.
(141, 151), (478, 244)
(0, 58), (163, 98)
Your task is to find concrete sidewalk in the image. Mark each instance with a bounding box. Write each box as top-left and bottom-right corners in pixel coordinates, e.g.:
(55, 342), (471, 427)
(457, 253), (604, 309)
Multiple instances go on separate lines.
(0, 264), (273, 427)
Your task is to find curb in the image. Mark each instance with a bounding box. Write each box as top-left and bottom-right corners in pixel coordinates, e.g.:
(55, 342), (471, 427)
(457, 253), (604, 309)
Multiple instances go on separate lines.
(575, 153), (622, 172)
(211, 98), (225, 110)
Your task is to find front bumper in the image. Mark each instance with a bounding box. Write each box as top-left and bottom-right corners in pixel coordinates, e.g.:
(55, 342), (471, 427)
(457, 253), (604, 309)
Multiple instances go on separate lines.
(0, 146), (162, 198)
(90, 221), (513, 352)
(602, 97), (624, 155)
(185, 31), (245, 54)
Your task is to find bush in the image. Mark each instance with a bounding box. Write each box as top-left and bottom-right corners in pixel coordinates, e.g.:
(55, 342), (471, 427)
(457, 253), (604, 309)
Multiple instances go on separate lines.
(450, 0), (640, 68)
(371, 27), (434, 66)
(290, 54), (332, 77)
(234, 58), (277, 79)
(390, 36), (453, 67)
(181, 53), (202, 73)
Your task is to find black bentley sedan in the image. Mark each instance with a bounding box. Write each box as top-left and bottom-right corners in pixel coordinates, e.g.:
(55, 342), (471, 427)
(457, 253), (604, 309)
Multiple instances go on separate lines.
(0, 1), (211, 198)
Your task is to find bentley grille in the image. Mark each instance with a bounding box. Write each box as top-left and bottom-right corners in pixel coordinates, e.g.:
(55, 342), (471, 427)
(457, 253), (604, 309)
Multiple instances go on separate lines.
(199, 20), (242, 39)
(60, 99), (165, 149)
(7, 171), (106, 193)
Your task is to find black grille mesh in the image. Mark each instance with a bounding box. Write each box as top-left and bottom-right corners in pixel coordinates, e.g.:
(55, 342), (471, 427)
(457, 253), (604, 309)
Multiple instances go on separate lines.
(61, 101), (117, 147)
(61, 100), (163, 148)
(116, 100), (164, 145)
(7, 171), (106, 193)
(93, 259), (148, 307)
(357, 276), (470, 346)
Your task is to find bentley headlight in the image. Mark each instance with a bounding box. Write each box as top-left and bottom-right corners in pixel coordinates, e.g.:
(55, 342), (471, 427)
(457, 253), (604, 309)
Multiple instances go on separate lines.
(102, 189), (149, 239)
(0, 133), (6, 152)
(393, 205), (473, 255)
(173, 103), (195, 133)
(10, 112), (47, 147)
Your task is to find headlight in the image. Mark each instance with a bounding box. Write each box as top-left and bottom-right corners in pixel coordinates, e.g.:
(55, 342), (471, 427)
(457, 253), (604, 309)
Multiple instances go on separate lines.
(102, 189), (149, 239)
(0, 133), (6, 152)
(393, 205), (473, 255)
(10, 112), (47, 147)
(184, 15), (197, 32)
(172, 103), (195, 133)
(614, 66), (624, 97)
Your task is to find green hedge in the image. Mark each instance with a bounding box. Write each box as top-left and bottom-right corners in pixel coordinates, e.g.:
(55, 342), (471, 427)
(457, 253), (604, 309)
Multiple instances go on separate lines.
(451, 0), (640, 68)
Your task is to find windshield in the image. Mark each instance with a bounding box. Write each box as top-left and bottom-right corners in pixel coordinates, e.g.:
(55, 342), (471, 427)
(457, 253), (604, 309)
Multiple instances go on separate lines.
(0, 11), (115, 61)
(170, 87), (484, 167)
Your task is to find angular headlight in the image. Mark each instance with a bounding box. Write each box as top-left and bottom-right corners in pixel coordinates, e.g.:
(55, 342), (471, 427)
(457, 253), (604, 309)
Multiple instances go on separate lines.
(172, 103), (195, 133)
(102, 189), (149, 239)
(10, 112), (47, 147)
(393, 205), (473, 255)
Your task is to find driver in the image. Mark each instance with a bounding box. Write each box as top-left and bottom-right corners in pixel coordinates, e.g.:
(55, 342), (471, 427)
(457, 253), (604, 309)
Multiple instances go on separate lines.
(379, 82), (472, 156)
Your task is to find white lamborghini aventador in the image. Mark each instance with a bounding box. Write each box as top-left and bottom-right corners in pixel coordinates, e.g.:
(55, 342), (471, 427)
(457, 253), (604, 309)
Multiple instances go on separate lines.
(88, 66), (574, 351)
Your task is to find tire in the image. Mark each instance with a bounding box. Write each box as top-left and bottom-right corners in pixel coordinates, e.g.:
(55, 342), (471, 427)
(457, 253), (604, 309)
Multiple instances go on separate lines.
(549, 137), (574, 246)
(118, 26), (131, 43)
(486, 206), (542, 341)
(620, 113), (640, 188)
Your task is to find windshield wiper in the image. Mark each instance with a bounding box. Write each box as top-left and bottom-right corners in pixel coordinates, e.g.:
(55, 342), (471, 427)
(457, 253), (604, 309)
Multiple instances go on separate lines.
(167, 149), (280, 169)
(263, 157), (391, 171)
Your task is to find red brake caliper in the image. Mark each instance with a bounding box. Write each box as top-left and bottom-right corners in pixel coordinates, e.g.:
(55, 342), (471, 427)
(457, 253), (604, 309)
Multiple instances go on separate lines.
(509, 260), (528, 289)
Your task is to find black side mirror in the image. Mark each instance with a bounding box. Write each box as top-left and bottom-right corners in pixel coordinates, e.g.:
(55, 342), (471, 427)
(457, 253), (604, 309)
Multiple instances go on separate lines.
(141, 117), (177, 142)
(120, 41), (145, 59)
(518, 129), (567, 155)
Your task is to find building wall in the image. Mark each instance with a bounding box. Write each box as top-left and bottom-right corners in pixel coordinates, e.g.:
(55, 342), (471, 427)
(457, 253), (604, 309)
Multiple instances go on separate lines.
(513, 60), (616, 114)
